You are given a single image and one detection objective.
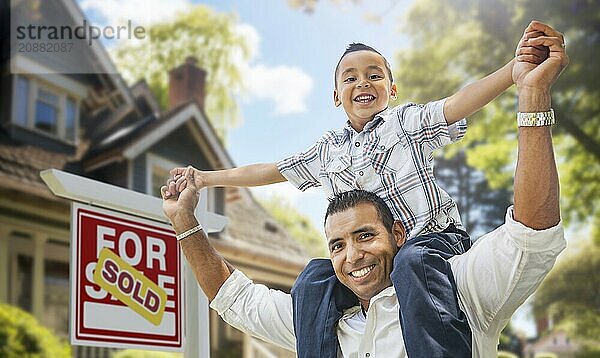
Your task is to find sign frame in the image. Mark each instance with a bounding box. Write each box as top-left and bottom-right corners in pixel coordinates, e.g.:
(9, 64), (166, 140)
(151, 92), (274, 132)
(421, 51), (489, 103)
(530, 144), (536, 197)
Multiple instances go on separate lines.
(41, 168), (225, 357)
(70, 202), (184, 351)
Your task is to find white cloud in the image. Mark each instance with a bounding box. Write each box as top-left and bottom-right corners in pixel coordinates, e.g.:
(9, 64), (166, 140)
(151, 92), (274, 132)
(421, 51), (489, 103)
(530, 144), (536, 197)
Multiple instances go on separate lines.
(79, 1), (313, 116)
(78, 0), (191, 26)
(235, 23), (313, 116)
(244, 64), (314, 115)
(235, 23), (260, 60)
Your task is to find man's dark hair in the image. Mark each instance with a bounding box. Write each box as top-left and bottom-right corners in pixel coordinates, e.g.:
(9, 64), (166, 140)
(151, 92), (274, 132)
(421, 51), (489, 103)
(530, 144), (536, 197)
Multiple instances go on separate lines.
(325, 190), (394, 233)
(334, 43), (394, 88)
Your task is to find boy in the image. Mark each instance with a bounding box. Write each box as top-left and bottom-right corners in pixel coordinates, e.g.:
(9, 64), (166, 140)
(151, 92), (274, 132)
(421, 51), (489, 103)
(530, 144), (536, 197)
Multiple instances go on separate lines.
(166, 28), (546, 357)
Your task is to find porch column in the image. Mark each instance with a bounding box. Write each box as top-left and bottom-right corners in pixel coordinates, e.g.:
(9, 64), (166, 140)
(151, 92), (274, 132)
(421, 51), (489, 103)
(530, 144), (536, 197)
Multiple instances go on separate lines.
(0, 227), (10, 303)
(32, 233), (47, 319)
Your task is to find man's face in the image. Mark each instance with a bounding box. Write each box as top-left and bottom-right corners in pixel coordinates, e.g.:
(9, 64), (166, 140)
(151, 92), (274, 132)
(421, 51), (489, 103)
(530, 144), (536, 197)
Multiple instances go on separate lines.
(325, 203), (405, 310)
(334, 50), (397, 132)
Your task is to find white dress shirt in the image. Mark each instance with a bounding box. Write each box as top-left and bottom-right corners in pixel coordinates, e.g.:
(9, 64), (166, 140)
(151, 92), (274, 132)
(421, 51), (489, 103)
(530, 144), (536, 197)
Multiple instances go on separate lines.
(210, 207), (566, 357)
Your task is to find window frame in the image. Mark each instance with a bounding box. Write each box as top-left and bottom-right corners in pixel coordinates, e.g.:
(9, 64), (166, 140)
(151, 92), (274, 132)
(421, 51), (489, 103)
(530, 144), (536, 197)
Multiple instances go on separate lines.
(145, 153), (217, 211)
(146, 153), (178, 198)
(11, 74), (80, 144)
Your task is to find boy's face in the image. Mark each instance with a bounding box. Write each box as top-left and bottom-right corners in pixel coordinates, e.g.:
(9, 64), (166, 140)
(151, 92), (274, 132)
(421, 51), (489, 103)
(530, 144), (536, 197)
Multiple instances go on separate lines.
(334, 50), (397, 132)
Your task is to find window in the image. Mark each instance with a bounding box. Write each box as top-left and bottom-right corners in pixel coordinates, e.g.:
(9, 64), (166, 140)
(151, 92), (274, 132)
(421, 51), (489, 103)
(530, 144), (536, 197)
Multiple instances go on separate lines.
(16, 255), (33, 312)
(146, 154), (180, 198)
(65, 98), (77, 142)
(12, 75), (80, 143)
(15, 76), (29, 126)
(151, 165), (171, 198)
(35, 88), (59, 134)
(44, 260), (70, 336)
(145, 154), (220, 212)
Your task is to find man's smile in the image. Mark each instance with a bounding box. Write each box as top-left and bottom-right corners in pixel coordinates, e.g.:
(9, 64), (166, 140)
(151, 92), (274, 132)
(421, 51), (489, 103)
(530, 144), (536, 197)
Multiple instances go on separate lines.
(349, 264), (376, 278)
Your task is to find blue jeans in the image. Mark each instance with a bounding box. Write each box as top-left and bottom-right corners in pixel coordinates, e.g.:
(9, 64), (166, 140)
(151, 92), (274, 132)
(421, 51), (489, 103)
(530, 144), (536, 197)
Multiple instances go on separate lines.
(291, 225), (472, 358)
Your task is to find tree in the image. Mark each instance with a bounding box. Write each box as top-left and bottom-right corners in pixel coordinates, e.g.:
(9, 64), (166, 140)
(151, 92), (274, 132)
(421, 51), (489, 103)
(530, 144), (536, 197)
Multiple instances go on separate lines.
(532, 241), (600, 342)
(435, 151), (512, 238)
(0, 303), (71, 357)
(111, 5), (253, 138)
(498, 323), (523, 357)
(261, 195), (328, 258)
(391, 0), (600, 230)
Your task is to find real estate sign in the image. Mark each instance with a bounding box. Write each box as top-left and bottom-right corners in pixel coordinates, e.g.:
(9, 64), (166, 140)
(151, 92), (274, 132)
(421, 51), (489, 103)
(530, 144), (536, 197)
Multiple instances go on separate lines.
(70, 203), (183, 351)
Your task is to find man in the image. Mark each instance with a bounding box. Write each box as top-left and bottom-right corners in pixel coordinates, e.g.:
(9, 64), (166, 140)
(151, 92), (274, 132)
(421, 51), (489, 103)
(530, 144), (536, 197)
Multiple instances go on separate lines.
(162, 21), (569, 357)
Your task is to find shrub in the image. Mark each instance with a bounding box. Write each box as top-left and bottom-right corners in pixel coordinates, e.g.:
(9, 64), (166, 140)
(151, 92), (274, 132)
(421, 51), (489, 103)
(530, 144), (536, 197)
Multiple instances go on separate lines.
(112, 349), (182, 358)
(0, 303), (71, 357)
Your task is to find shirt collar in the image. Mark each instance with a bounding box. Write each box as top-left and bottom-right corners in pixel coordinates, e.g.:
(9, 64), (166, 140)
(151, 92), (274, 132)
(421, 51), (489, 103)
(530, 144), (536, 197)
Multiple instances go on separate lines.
(340, 286), (396, 319)
(343, 107), (392, 138)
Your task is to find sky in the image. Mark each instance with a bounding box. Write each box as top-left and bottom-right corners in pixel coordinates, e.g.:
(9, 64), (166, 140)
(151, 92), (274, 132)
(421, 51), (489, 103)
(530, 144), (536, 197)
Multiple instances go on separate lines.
(77, 0), (412, 236)
(77, 0), (538, 338)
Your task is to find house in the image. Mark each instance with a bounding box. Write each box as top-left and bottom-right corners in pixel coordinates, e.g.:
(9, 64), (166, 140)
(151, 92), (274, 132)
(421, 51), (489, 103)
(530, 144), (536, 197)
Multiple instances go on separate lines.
(522, 330), (583, 358)
(0, 0), (308, 356)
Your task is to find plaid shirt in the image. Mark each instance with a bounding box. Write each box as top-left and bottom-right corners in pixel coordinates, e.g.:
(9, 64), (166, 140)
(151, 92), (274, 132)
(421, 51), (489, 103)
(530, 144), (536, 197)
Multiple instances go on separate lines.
(277, 99), (467, 238)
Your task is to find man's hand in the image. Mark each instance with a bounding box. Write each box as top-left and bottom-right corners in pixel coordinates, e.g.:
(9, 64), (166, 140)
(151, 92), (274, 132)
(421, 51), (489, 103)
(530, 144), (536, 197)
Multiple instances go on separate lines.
(513, 21), (570, 92)
(161, 167), (233, 301)
(164, 166), (205, 199)
(161, 166), (199, 228)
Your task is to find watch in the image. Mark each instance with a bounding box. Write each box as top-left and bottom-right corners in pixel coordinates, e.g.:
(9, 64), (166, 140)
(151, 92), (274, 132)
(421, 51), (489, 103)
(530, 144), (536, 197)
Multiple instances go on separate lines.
(517, 109), (555, 127)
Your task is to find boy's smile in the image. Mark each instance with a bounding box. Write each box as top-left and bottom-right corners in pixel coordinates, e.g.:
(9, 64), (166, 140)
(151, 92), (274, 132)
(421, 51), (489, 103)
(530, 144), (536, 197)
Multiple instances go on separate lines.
(334, 50), (397, 132)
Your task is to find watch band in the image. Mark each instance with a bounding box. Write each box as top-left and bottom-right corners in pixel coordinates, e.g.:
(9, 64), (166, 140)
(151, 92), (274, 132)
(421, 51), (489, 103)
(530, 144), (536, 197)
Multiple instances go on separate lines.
(517, 109), (555, 127)
(176, 224), (203, 241)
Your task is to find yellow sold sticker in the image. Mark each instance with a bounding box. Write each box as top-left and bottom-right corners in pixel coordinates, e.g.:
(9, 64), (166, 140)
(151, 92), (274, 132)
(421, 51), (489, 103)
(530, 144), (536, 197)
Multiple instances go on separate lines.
(93, 248), (167, 326)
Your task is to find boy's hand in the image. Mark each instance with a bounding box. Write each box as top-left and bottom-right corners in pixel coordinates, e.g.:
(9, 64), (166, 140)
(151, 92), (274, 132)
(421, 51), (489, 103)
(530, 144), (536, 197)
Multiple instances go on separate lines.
(164, 166), (206, 198)
(512, 21), (569, 91)
(515, 28), (549, 65)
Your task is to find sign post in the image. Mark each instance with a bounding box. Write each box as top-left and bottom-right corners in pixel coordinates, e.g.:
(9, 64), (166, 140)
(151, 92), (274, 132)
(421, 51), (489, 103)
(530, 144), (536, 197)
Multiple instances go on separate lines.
(41, 169), (226, 356)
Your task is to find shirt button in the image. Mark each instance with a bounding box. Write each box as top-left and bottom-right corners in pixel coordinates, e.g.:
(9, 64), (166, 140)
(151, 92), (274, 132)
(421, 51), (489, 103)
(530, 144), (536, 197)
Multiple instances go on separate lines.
(355, 142), (360, 147)
(359, 171), (364, 176)
(365, 353), (370, 357)
(379, 145), (385, 150)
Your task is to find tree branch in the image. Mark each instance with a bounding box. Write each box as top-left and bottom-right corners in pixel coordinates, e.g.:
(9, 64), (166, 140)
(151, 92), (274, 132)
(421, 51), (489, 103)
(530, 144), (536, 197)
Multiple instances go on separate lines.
(555, 107), (600, 163)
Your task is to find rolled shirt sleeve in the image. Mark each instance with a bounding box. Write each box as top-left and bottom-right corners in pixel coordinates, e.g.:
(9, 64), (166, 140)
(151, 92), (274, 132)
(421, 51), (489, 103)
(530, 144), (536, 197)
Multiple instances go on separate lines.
(209, 270), (297, 352)
(450, 206), (566, 337)
(399, 98), (467, 153)
(277, 141), (323, 192)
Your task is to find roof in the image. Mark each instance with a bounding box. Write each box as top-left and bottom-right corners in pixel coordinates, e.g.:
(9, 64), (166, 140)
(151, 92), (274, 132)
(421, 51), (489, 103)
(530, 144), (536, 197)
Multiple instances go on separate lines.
(0, 133), (75, 198)
(83, 101), (234, 171)
(0, 133), (309, 263)
(222, 187), (309, 265)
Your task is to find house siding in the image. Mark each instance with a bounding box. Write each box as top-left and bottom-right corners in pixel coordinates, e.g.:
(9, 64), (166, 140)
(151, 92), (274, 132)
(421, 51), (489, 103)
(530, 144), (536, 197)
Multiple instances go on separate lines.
(132, 154), (146, 193)
(12, 1), (101, 74)
(10, 126), (76, 154)
(89, 161), (128, 188)
(146, 126), (223, 212)
(149, 126), (212, 169)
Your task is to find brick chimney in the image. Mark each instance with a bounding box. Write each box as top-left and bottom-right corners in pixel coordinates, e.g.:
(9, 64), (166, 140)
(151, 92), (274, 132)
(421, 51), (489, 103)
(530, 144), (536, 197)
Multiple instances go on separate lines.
(168, 56), (207, 109)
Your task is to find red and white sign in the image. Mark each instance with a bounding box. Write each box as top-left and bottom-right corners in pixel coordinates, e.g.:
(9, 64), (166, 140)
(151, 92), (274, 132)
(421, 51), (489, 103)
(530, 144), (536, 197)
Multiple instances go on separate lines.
(70, 203), (183, 351)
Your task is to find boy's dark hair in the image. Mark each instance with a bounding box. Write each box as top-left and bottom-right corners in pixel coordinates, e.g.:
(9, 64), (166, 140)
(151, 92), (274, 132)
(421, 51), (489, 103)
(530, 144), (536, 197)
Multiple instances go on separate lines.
(325, 190), (395, 233)
(334, 43), (394, 87)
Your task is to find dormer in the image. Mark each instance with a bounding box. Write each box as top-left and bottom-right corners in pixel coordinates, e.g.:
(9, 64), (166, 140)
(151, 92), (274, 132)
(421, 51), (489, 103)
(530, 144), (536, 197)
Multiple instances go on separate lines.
(11, 72), (85, 147)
